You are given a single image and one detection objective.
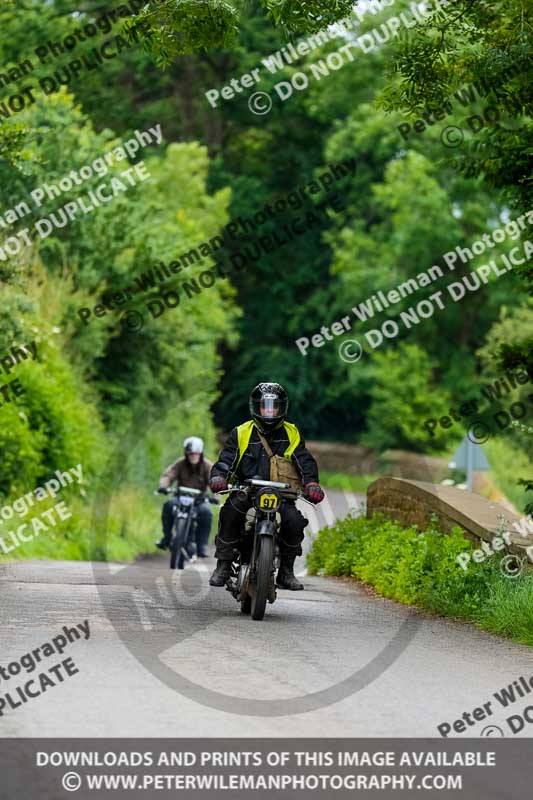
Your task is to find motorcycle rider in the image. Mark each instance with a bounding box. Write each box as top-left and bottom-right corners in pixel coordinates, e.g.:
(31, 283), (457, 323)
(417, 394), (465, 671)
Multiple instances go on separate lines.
(209, 382), (324, 591)
(155, 436), (213, 557)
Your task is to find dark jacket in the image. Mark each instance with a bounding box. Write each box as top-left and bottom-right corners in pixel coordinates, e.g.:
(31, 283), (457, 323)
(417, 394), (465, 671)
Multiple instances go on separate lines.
(160, 456), (212, 493)
(211, 422), (319, 485)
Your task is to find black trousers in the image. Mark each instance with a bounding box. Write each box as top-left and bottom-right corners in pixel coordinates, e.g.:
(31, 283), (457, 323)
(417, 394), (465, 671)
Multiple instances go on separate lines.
(214, 495), (307, 560)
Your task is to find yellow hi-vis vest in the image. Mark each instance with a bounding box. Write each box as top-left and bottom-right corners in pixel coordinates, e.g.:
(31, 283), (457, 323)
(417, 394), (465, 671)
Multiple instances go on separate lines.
(234, 420), (300, 470)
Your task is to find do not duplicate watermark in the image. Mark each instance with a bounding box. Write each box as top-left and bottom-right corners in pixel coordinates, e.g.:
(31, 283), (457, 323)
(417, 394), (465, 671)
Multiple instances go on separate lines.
(0, 463), (84, 556)
(0, 621), (90, 718)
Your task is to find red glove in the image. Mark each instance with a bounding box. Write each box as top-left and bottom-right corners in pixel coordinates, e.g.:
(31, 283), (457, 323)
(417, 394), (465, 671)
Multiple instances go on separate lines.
(210, 475), (228, 493)
(305, 482), (324, 504)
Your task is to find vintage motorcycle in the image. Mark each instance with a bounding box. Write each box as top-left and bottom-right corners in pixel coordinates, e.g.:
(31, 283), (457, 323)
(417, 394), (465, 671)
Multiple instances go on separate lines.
(157, 486), (218, 570)
(218, 478), (305, 621)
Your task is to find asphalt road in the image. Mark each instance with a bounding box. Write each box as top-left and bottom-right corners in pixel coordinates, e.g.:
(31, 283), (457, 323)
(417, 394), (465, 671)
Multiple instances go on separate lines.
(1, 489), (532, 738)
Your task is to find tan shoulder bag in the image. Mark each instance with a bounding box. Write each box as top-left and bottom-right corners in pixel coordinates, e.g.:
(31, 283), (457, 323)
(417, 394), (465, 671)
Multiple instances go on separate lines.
(256, 430), (302, 492)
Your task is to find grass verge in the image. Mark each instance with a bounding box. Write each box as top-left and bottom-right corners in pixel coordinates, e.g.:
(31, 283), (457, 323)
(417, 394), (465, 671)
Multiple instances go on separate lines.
(308, 513), (533, 647)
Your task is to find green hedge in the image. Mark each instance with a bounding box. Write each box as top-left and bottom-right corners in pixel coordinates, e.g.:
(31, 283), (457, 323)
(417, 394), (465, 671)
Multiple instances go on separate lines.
(308, 513), (533, 647)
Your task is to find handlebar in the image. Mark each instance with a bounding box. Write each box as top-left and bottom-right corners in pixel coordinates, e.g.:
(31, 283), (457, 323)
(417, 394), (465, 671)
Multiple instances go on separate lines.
(154, 487), (219, 504)
(154, 486), (202, 496)
(217, 481), (301, 501)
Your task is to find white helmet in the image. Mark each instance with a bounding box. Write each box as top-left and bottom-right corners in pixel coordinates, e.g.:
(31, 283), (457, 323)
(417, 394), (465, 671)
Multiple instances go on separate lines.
(183, 436), (204, 454)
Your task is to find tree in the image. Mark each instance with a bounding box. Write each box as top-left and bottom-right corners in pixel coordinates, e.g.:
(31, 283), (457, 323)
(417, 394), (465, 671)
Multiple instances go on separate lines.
(0, 87), (238, 500)
(374, 0), (532, 500)
(123, 0), (356, 65)
(378, 0), (533, 385)
(363, 343), (455, 451)
(379, 0), (533, 207)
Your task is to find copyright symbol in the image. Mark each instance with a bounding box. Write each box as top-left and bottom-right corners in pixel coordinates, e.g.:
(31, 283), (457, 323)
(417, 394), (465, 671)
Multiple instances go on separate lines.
(441, 126), (464, 148)
(248, 92), (272, 115)
(121, 310), (144, 333)
(62, 772), (82, 791)
(468, 420), (491, 444)
(500, 554), (525, 579)
(480, 725), (504, 737)
(339, 339), (363, 364)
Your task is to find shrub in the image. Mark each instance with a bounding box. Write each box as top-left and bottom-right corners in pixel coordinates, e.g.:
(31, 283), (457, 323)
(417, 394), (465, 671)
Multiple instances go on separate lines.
(308, 513), (533, 647)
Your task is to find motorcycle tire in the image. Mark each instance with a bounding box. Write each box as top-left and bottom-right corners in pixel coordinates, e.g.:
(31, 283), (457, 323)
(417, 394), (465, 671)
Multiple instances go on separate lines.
(240, 595), (251, 614)
(251, 535), (273, 621)
(170, 517), (189, 570)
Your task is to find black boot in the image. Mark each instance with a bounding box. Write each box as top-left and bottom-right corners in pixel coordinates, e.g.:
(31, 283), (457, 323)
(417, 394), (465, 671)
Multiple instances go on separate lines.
(209, 560), (232, 587)
(276, 553), (303, 590)
(156, 536), (171, 550)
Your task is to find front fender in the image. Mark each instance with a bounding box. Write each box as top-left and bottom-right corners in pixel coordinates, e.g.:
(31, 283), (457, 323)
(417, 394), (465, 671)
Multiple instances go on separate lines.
(257, 519), (276, 536)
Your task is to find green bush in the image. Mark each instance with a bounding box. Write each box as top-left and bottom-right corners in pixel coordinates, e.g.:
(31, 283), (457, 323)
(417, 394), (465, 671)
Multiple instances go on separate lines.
(308, 513), (533, 646)
(0, 346), (105, 497)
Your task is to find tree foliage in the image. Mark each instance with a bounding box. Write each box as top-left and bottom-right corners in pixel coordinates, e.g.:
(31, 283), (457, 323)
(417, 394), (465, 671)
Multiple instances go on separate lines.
(378, 0), (533, 421)
(122, 0), (357, 66)
(379, 0), (533, 204)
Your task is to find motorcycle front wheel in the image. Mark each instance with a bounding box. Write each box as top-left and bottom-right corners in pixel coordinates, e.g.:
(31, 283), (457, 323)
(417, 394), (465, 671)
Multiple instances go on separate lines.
(251, 535), (273, 621)
(170, 517), (188, 570)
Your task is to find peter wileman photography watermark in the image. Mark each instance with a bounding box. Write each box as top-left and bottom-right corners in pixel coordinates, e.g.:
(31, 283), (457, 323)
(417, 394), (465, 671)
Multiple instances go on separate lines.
(293, 209), (533, 360)
(437, 671), (533, 738)
(203, 0), (452, 115)
(396, 58), (526, 148)
(421, 367), (532, 440)
(0, 0), (150, 90)
(0, 0), (155, 123)
(76, 158), (355, 332)
(204, 2), (374, 109)
(0, 621), (90, 718)
(456, 513), (533, 579)
(0, 125), (162, 261)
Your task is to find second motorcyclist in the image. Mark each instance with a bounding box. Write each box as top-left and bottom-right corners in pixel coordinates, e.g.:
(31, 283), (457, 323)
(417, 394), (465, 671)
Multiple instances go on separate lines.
(209, 382), (324, 590)
(156, 436), (213, 557)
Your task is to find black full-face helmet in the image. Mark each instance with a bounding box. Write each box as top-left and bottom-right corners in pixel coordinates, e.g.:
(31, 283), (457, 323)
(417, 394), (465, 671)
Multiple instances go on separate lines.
(249, 382), (288, 433)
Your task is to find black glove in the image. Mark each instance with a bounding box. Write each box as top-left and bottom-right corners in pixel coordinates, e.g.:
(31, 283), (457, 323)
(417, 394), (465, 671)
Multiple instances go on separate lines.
(157, 487), (168, 495)
(210, 475), (228, 493)
(305, 482), (324, 504)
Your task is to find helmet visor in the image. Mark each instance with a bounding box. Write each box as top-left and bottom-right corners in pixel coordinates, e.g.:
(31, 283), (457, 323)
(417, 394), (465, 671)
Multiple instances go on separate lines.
(251, 393), (287, 423)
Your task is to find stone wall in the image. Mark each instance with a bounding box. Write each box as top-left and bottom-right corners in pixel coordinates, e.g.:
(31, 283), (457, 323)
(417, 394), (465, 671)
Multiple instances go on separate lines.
(307, 441), (377, 474)
(367, 477), (532, 558)
(307, 443), (449, 480)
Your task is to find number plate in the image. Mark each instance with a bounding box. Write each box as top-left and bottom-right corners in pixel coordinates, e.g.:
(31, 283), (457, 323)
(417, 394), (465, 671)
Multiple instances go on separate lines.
(258, 492), (280, 511)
